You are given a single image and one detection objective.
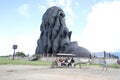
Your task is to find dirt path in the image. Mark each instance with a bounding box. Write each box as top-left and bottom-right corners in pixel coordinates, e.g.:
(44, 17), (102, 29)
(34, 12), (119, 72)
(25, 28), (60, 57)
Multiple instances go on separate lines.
(0, 65), (120, 80)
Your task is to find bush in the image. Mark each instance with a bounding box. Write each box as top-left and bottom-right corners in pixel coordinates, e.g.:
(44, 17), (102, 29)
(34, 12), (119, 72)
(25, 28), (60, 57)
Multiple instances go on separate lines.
(16, 51), (26, 57)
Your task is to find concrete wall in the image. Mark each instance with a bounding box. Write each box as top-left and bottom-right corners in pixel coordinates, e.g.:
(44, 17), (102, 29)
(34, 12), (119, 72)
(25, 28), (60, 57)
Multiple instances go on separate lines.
(90, 58), (118, 64)
(10, 56), (118, 64)
(40, 57), (89, 63)
(40, 57), (118, 64)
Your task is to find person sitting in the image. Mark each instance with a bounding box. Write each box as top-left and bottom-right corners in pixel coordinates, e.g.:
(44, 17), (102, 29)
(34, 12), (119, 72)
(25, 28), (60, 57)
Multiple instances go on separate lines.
(61, 58), (66, 66)
(67, 57), (71, 67)
(55, 58), (61, 67)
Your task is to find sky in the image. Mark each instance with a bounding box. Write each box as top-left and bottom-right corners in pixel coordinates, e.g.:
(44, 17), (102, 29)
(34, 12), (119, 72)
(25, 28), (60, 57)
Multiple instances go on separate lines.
(0, 0), (120, 56)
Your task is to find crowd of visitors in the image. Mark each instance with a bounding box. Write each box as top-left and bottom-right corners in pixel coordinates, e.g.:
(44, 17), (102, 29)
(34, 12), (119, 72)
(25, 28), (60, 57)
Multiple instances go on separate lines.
(54, 57), (75, 67)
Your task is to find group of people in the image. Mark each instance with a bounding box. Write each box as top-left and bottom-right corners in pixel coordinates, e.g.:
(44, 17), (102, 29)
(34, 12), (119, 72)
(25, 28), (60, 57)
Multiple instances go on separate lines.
(54, 57), (75, 67)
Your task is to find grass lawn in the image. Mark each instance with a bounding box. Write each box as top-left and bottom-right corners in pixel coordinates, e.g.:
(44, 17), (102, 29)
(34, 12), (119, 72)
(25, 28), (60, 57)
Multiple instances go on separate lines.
(108, 63), (120, 69)
(0, 57), (52, 66)
(0, 57), (119, 69)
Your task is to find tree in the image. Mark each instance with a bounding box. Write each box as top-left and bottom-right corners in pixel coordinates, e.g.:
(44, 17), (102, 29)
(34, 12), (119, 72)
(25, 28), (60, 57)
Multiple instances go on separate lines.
(16, 51), (26, 57)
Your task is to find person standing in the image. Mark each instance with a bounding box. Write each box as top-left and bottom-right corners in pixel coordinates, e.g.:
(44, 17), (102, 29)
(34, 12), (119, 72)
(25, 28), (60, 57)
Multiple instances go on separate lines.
(71, 58), (75, 68)
(103, 58), (108, 71)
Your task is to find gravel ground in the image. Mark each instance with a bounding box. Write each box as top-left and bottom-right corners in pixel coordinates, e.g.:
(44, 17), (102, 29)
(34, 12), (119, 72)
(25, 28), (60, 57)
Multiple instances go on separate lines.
(0, 65), (120, 80)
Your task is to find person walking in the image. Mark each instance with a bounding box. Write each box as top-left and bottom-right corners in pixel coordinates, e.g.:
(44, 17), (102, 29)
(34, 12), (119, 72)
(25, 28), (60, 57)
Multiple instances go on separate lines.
(103, 58), (108, 71)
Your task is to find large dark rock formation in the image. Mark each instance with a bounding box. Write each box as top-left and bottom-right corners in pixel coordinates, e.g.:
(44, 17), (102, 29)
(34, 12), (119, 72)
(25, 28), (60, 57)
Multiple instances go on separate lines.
(35, 6), (90, 57)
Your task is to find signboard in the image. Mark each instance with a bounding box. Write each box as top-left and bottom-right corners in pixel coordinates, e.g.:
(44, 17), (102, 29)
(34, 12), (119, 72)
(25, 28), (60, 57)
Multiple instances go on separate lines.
(12, 45), (17, 49)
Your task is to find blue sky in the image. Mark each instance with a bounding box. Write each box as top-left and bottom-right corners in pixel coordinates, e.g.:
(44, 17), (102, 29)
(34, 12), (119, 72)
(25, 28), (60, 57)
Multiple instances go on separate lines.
(0, 0), (120, 56)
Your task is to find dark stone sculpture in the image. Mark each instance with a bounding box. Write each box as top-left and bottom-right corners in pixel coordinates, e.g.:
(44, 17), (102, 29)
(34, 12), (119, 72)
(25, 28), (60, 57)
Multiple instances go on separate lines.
(35, 6), (90, 57)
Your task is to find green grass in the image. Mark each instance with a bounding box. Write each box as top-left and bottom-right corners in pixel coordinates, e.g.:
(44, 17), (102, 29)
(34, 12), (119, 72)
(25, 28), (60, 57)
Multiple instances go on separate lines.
(0, 57), (52, 66)
(108, 64), (120, 69)
(0, 57), (120, 69)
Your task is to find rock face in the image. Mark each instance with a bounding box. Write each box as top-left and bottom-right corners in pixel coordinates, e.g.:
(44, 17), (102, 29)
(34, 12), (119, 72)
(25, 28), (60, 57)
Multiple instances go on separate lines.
(35, 6), (90, 57)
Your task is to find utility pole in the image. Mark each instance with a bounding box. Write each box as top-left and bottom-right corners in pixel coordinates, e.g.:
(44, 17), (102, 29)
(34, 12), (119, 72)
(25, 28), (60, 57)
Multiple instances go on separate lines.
(104, 51), (106, 59)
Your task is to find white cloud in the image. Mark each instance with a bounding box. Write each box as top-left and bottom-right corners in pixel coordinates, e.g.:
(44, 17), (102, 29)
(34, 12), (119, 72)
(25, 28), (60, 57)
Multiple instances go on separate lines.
(46, 0), (66, 7)
(75, 2), (79, 6)
(63, 0), (76, 27)
(0, 38), (13, 56)
(79, 1), (120, 52)
(65, 4), (74, 17)
(46, 0), (75, 27)
(64, 0), (75, 17)
(38, 5), (47, 15)
(65, 16), (74, 28)
(56, 0), (66, 6)
(0, 27), (40, 56)
(14, 34), (38, 55)
(46, 0), (56, 6)
(18, 4), (30, 17)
